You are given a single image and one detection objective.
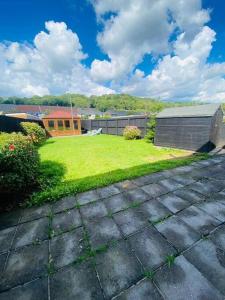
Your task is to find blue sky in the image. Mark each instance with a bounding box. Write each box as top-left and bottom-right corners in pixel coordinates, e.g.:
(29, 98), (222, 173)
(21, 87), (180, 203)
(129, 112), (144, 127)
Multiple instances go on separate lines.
(0, 0), (105, 65)
(0, 0), (225, 101)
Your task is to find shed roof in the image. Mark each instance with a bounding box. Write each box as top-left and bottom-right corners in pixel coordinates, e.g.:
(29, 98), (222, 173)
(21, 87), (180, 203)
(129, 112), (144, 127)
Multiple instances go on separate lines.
(42, 110), (79, 119)
(156, 104), (221, 118)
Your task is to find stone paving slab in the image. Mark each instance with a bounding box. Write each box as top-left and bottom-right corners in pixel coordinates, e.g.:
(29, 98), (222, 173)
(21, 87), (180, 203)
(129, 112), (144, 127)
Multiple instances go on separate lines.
(141, 183), (169, 198)
(50, 262), (104, 300)
(184, 240), (225, 296)
(155, 215), (200, 252)
(140, 199), (171, 223)
(97, 184), (120, 199)
(0, 278), (48, 300)
(173, 187), (205, 204)
(104, 193), (130, 214)
(114, 278), (163, 300)
(50, 227), (86, 269)
(154, 255), (223, 300)
(188, 168), (211, 180)
(0, 210), (21, 230)
(0, 241), (48, 292)
(52, 196), (76, 214)
(12, 217), (49, 249)
(95, 240), (143, 299)
(125, 188), (150, 204)
(210, 224), (225, 251)
(131, 173), (165, 187)
(115, 180), (138, 191)
(85, 217), (122, 249)
(128, 226), (176, 270)
(197, 201), (225, 223)
(157, 194), (189, 213)
(172, 165), (196, 174)
(158, 179), (183, 192)
(0, 226), (16, 254)
(1, 155), (225, 299)
(80, 200), (108, 221)
(113, 207), (148, 236)
(171, 175), (196, 186)
(188, 179), (224, 196)
(177, 205), (220, 235)
(52, 208), (82, 235)
(76, 189), (100, 205)
(0, 253), (7, 273)
(20, 204), (51, 223)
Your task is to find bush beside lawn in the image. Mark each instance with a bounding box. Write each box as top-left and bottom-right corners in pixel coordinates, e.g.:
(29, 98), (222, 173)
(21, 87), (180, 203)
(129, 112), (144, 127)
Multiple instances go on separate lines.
(21, 122), (46, 145)
(0, 132), (40, 210)
(28, 135), (208, 206)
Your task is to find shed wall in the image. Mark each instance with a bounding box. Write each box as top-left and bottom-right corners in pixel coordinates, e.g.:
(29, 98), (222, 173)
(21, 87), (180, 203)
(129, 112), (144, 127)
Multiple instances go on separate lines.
(209, 107), (223, 146)
(155, 116), (213, 151)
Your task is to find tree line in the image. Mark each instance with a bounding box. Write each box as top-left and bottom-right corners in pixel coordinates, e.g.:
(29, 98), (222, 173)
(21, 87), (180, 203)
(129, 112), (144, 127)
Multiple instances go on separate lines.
(0, 93), (215, 113)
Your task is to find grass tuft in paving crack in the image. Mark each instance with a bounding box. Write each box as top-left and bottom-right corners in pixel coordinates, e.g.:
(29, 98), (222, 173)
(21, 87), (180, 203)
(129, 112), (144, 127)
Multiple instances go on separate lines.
(166, 254), (177, 268)
(144, 270), (155, 280)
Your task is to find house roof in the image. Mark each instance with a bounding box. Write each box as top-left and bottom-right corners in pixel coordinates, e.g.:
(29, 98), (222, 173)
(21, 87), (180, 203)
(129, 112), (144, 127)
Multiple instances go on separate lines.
(42, 110), (79, 119)
(156, 104), (221, 118)
(0, 104), (77, 115)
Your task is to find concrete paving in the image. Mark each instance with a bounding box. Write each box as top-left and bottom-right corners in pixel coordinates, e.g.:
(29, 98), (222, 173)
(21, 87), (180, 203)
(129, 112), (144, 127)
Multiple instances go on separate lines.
(1, 155), (225, 299)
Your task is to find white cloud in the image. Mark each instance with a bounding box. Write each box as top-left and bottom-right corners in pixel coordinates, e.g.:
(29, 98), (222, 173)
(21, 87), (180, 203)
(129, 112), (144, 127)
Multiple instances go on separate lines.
(122, 26), (225, 102)
(90, 0), (225, 102)
(90, 0), (210, 82)
(0, 21), (114, 97)
(0, 1), (225, 103)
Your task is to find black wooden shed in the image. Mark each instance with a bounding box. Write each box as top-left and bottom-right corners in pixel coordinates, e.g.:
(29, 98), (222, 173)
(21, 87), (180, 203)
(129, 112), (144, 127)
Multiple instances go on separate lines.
(154, 104), (223, 152)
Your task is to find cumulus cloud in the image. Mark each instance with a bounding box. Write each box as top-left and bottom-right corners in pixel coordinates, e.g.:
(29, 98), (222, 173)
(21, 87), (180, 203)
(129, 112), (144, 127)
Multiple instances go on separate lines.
(0, 21), (114, 97)
(90, 0), (210, 82)
(1, 1), (225, 102)
(89, 0), (225, 102)
(121, 26), (225, 102)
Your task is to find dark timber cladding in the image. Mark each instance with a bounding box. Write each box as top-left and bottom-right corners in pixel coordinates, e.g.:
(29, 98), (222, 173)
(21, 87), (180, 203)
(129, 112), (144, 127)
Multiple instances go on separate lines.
(154, 104), (223, 152)
(0, 115), (44, 133)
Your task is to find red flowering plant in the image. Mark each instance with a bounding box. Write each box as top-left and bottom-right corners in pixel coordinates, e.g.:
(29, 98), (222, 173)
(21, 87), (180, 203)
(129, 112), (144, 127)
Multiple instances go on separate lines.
(0, 132), (40, 194)
(9, 144), (15, 151)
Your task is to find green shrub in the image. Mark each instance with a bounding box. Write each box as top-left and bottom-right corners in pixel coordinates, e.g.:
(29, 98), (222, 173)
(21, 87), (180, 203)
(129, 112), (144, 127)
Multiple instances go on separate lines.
(0, 132), (40, 194)
(145, 115), (156, 143)
(21, 122), (46, 145)
(123, 126), (141, 140)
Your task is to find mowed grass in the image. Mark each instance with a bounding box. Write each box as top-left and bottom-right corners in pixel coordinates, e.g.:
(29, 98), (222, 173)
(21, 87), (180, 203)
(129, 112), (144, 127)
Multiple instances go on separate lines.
(39, 135), (191, 181)
(28, 135), (208, 206)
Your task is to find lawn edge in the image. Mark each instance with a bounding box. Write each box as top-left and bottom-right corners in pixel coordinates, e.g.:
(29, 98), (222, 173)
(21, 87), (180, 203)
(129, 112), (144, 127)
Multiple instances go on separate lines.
(26, 153), (209, 207)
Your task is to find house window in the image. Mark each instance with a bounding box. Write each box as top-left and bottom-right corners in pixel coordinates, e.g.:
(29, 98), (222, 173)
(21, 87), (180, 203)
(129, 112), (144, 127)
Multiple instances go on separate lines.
(57, 120), (64, 130)
(64, 120), (71, 130)
(48, 120), (55, 130)
(73, 120), (78, 130)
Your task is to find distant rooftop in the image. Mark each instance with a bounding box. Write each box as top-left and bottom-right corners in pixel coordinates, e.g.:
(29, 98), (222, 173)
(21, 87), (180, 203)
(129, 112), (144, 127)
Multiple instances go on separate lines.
(157, 104), (221, 118)
(43, 110), (79, 119)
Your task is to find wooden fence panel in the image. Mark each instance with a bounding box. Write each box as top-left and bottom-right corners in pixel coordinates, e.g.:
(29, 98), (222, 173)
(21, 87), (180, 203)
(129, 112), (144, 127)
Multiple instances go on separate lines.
(81, 115), (150, 137)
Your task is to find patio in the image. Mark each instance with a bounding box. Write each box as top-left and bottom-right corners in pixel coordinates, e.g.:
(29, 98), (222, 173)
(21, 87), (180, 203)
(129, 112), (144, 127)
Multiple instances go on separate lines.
(0, 155), (225, 299)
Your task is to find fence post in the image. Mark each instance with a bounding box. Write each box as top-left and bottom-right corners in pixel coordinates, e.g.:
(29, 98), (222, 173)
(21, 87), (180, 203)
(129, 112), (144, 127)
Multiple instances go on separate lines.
(144, 116), (148, 136)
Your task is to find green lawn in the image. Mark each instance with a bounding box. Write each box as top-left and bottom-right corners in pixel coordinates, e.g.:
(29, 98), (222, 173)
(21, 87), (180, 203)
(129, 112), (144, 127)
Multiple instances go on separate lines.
(29, 135), (208, 206)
